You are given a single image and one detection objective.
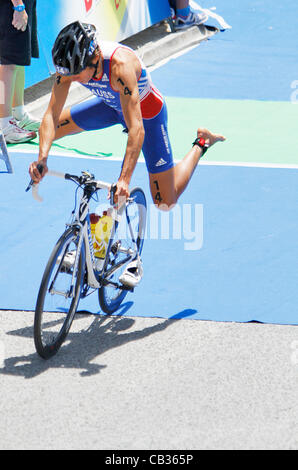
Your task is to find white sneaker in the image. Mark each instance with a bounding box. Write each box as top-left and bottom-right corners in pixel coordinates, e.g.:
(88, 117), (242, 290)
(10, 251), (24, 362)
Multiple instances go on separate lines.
(119, 257), (143, 288)
(2, 118), (37, 144)
(16, 111), (41, 132)
(175, 11), (208, 30)
(57, 250), (76, 273)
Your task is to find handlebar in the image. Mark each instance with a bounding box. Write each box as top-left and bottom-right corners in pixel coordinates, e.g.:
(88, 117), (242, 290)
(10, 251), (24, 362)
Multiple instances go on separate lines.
(64, 172), (117, 205)
(64, 171), (112, 190)
(28, 168), (115, 203)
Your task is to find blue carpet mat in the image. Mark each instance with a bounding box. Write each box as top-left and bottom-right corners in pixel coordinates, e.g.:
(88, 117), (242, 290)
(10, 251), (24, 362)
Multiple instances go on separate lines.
(152, 0), (298, 102)
(1, 153), (297, 325)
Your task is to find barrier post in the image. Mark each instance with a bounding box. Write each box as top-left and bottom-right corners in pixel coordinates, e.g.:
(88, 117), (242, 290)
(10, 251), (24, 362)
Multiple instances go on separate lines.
(0, 132), (13, 173)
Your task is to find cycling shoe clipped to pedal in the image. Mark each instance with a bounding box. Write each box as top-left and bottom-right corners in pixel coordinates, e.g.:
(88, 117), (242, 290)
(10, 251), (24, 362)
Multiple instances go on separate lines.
(57, 250), (76, 273)
(119, 257), (143, 289)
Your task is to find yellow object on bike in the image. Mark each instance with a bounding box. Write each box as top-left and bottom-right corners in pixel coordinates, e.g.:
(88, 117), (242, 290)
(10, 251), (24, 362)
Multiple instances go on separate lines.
(94, 211), (113, 259)
(90, 213), (101, 258)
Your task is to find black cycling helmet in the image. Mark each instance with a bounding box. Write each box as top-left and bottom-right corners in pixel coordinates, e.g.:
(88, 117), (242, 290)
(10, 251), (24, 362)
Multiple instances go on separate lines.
(52, 21), (98, 75)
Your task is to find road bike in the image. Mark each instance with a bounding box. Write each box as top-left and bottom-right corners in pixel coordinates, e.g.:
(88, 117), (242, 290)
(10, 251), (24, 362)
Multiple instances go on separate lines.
(30, 169), (146, 359)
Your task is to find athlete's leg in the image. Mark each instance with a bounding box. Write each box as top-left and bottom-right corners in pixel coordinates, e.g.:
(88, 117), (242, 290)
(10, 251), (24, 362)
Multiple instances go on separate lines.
(50, 96), (124, 140)
(149, 142), (202, 210)
(54, 107), (83, 140)
(149, 167), (176, 211)
(143, 103), (225, 210)
(150, 129), (225, 210)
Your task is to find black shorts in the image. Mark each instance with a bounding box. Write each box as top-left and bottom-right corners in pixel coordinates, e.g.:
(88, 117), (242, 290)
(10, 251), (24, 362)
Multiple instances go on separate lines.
(0, 0), (39, 66)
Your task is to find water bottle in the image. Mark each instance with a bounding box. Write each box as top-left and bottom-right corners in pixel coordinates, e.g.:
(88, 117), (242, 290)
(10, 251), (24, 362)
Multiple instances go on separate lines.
(90, 213), (101, 258)
(94, 210), (113, 259)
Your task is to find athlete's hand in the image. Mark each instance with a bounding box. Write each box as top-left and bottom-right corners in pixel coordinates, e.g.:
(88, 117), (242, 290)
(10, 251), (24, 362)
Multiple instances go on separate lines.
(112, 179), (129, 207)
(29, 159), (48, 184)
(197, 128), (226, 147)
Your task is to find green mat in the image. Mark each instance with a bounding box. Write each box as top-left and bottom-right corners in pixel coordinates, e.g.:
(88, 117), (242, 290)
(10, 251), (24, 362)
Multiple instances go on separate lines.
(8, 97), (298, 166)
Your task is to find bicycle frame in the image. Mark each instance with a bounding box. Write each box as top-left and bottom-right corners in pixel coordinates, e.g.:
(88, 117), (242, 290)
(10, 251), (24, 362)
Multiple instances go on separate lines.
(32, 169), (146, 359)
(76, 190), (139, 292)
(32, 170), (140, 295)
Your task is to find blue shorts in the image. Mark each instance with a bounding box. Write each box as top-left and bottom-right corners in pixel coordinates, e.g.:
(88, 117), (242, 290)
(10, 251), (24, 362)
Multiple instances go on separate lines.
(70, 97), (174, 174)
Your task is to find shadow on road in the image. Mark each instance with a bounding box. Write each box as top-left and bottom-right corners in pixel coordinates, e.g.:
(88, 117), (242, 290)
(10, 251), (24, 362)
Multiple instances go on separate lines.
(0, 305), (197, 379)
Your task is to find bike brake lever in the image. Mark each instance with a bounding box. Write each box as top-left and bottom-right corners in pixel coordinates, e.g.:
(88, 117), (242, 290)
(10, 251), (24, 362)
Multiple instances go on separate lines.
(25, 163), (43, 192)
(110, 183), (117, 206)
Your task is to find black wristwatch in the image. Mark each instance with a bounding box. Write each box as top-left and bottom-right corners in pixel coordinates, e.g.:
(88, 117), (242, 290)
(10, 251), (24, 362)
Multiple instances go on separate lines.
(192, 137), (209, 156)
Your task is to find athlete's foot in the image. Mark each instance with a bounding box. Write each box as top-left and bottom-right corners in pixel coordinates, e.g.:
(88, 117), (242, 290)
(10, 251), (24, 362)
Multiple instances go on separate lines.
(196, 128), (226, 147)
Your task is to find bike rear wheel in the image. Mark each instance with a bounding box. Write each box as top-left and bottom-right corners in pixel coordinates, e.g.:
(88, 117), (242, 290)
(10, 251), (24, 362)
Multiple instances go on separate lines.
(34, 227), (85, 359)
(98, 187), (146, 314)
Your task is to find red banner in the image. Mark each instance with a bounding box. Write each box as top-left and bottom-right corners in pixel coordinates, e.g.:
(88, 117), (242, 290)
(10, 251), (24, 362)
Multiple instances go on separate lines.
(84, 0), (92, 13)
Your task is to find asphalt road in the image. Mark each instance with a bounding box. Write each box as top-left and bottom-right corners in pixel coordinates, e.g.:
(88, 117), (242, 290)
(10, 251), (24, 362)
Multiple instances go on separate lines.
(0, 309), (297, 450)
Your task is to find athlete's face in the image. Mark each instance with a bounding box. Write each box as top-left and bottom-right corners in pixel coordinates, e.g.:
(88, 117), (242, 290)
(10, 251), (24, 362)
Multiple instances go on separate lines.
(73, 50), (102, 83)
(74, 66), (96, 83)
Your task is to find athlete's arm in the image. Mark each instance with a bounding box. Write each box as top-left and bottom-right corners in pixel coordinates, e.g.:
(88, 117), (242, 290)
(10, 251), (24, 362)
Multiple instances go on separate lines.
(29, 75), (71, 183)
(112, 52), (145, 202)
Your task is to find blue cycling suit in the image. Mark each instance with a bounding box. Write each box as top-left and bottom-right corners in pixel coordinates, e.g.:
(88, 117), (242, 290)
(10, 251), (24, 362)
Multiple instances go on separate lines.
(70, 41), (174, 174)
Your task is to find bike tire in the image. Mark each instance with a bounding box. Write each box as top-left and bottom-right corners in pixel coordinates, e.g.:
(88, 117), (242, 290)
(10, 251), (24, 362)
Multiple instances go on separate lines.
(98, 187), (146, 314)
(34, 227), (85, 359)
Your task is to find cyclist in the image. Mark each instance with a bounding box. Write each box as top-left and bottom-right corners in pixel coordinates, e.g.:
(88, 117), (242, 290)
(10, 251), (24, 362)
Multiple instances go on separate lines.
(29, 21), (225, 286)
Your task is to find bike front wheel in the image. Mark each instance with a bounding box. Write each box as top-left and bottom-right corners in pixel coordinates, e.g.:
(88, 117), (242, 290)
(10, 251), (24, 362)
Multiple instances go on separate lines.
(34, 227), (85, 359)
(98, 187), (147, 314)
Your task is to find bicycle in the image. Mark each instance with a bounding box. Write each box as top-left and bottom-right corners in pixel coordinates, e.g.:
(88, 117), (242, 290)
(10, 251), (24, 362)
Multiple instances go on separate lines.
(29, 168), (147, 359)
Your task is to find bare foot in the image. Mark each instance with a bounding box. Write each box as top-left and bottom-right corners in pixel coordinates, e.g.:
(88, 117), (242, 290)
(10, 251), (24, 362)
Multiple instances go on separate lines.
(197, 128), (226, 147)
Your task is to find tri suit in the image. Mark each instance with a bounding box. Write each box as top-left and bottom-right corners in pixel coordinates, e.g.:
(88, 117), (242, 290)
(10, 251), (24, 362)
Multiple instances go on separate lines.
(70, 41), (174, 174)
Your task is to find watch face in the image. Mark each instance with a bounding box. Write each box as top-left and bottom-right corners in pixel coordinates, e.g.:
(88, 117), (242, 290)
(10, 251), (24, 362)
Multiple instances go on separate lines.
(198, 138), (205, 147)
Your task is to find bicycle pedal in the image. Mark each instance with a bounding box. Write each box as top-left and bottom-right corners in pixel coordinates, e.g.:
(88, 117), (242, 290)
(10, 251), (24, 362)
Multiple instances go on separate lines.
(60, 266), (73, 274)
(120, 285), (134, 292)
